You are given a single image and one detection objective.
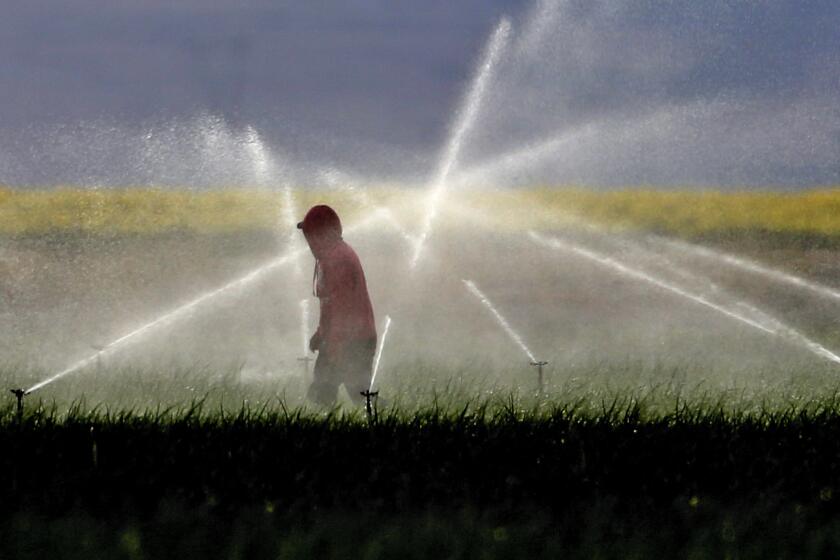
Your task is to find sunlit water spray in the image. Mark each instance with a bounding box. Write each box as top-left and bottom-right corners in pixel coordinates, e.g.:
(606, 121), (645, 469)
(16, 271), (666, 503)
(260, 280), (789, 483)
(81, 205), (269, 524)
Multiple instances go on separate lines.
(410, 17), (512, 269)
(599, 232), (840, 364)
(244, 126), (303, 277)
(280, 187), (302, 277)
(454, 123), (840, 312)
(314, 166), (418, 247)
(529, 231), (840, 367)
(24, 214), (386, 395)
(653, 236), (840, 304)
(462, 279), (538, 363)
(369, 315), (393, 392)
(732, 300), (840, 366)
(453, 122), (594, 187)
(379, 209), (418, 248)
(299, 299), (311, 357)
(297, 298), (314, 376)
(453, 97), (783, 188)
(440, 198), (791, 345)
(516, 0), (565, 56)
(244, 126), (273, 187)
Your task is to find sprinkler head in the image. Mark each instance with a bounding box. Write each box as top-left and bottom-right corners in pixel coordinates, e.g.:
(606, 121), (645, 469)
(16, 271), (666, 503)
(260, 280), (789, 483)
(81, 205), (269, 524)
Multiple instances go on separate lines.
(529, 361), (548, 395)
(10, 388), (26, 418)
(360, 389), (379, 424)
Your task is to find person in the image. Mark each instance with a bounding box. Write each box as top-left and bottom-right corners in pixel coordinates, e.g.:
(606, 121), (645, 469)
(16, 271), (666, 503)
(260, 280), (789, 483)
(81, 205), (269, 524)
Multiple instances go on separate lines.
(297, 205), (377, 405)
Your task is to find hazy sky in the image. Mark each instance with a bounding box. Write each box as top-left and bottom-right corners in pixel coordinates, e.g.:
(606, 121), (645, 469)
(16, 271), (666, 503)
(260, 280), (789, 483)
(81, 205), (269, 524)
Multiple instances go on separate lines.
(1, 0), (838, 187)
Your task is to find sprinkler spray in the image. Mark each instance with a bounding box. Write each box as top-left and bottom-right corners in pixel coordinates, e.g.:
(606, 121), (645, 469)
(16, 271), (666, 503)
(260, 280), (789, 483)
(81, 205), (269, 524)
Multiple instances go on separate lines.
(92, 345), (106, 369)
(361, 315), (392, 425)
(9, 389), (26, 421)
(530, 361), (548, 394)
(298, 299), (313, 376)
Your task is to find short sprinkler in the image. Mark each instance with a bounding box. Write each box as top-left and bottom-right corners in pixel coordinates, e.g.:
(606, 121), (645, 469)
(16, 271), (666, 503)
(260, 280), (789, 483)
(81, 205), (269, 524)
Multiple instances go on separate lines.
(297, 355), (314, 376)
(529, 361), (548, 394)
(360, 389), (379, 424)
(9, 388), (26, 421)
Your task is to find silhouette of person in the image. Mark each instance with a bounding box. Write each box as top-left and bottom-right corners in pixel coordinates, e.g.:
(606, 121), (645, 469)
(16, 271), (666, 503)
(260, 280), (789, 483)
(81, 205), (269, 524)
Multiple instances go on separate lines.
(297, 205), (377, 405)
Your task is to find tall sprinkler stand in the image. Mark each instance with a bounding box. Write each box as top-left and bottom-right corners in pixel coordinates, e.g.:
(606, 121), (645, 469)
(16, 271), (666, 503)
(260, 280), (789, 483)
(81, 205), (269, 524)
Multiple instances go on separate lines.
(530, 361), (548, 394)
(297, 355), (314, 376)
(360, 389), (379, 424)
(9, 389), (26, 422)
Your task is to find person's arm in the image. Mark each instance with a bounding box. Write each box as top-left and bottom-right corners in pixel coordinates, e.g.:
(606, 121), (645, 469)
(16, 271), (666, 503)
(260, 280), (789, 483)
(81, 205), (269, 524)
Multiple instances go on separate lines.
(309, 329), (321, 352)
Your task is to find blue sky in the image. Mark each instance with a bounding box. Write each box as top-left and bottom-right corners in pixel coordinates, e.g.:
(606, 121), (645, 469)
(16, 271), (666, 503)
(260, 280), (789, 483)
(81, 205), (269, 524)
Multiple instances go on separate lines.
(1, 1), (838, 187)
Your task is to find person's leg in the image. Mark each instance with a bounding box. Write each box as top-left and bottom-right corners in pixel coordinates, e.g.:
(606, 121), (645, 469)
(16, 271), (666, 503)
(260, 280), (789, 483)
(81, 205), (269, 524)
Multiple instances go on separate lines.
(307, 353), (339, 406)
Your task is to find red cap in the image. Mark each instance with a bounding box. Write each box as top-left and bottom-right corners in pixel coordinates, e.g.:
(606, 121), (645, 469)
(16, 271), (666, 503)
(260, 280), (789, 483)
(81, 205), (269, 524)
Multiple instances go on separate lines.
(297, 204), (342, 237)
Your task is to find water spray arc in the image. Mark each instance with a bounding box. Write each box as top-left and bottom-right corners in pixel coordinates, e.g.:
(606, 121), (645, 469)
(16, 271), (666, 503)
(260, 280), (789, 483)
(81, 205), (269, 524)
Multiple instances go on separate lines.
(361, 315), (392, 423)
(22, 214), (387, 396)
(356, 17), (513, 410)
(600, 232), (840, 364)
(529, 231), (840, 367)
(244, 126), (303, 278)
(315, 167), (418, 248)
(279, 183), (302, 278)
(410, 18), (512, 269)
(653, 236), (840, 304)
(462, 279), (547, 391)
(453, 123), (593, 188)
(369, 315), (393, 393)
(26, 258), (296, 395)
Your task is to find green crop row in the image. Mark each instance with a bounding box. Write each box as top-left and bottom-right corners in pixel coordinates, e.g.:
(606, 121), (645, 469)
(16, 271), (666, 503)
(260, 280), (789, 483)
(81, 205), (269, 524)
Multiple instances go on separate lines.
(4, 392), (840, 558)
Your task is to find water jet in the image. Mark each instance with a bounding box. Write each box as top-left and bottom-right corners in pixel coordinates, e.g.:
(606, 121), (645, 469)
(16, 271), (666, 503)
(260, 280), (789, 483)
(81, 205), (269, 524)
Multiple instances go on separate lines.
(23, 212), (388, 396)
(463, 279), (543, 386)
(529, 230), (840, 367)
(369, 315), (393, 394)
(299, 299), (313, 376)
(410, 17), (512, 269)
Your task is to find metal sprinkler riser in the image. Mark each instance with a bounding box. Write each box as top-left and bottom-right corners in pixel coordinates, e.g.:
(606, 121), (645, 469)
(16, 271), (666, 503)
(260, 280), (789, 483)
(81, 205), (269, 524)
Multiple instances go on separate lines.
(360, 389), (379, 423)
(297, 355), (314, 375)
(9, 388), (26, 419)
(529, 361), (548, 393)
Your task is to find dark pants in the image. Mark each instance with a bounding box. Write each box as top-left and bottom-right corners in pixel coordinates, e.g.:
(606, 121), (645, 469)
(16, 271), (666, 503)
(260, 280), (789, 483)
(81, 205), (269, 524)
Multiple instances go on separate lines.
(307, 339), (376, 406)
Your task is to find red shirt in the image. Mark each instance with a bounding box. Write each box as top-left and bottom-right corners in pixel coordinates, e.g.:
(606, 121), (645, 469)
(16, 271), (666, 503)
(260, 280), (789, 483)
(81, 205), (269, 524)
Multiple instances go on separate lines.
(314, 239), (376, 361)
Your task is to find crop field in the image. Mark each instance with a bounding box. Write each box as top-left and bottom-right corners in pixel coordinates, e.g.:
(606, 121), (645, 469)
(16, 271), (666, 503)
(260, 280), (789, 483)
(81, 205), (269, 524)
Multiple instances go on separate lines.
(4, 187), (840, 558)
(3, 186), (840, 241)
(5, 0), (839, 555)
(6, 385), (840, 559)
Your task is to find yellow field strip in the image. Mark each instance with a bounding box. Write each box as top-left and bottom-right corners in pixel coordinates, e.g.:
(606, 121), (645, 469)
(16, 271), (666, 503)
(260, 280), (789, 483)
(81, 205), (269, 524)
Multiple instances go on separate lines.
(1, 186), (839, 237)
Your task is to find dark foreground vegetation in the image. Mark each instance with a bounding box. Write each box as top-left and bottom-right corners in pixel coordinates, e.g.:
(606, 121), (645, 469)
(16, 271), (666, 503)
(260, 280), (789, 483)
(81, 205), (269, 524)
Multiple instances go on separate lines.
(4, 397), (840, 559)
